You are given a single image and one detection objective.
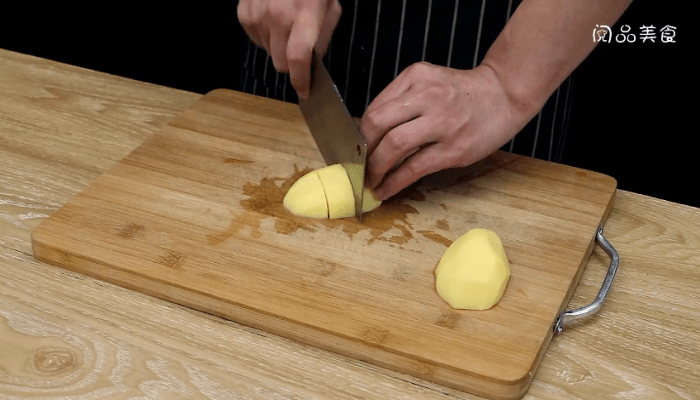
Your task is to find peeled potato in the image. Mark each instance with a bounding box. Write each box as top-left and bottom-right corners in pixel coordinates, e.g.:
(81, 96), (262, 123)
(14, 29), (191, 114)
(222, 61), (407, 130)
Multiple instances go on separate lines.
(283, 164), (382, 219)
(434, 229), (510, 310)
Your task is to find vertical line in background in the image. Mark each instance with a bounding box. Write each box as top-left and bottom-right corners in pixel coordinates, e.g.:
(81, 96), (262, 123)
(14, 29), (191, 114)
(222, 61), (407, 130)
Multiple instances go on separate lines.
(282, 74), (288, 102)
(251, 46), (258, 72)
(506, 0), (514, 19)
(242, 69), (249, 92)
(531, 112), (542, 158)
(274, 71), (280, 99)
(548, 87), (561, 161)
(562, 77), (572, 137)
(248, 45), (259, 94)
(421, 0), (433, 61)
(472, 0), (487, 68)
(243, 39), (252, 68)
(446, 0), (460, 68)
(557, 76), (573, 162)
(240, 40), (253, 91)
(263, 53), (270, 97)
(365, 0), (383, 110)
(327, 42), (332, 70)
(343, 0), (359, 102)
(394, 0), (407, 77)
(263, 53), (270, 86)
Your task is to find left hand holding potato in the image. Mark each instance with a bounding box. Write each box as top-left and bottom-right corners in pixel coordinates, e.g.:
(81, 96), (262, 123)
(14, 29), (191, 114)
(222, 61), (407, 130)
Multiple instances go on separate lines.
(361, 62), (534, 200)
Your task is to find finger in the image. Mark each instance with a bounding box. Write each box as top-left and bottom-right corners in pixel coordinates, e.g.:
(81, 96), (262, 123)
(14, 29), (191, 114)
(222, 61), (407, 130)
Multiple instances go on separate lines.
(366, 115), (441, 189)
(253, 0), (273, 53)
(269, 24), (291, 72)
(372, 143), (450, 201)
(287, 8), (324, 99)
(365, 62), (432, 116)
(361, 90), (424, 155)
(237, 0), (263, 47)
(316, 0), (341, 56)
(262, 1), (296, 72)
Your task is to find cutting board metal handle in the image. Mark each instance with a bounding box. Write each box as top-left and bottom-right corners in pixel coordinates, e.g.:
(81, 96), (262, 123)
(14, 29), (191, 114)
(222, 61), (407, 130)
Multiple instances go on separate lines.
(554, 225), (620, 334)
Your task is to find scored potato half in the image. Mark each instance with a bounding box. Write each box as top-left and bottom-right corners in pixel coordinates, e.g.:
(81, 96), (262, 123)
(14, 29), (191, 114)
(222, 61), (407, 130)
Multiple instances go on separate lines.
(284, 164), (382, 219)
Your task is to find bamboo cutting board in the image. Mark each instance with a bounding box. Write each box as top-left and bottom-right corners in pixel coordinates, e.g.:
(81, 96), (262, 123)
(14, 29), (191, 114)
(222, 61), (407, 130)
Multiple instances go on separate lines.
(31, 89), (616, 399)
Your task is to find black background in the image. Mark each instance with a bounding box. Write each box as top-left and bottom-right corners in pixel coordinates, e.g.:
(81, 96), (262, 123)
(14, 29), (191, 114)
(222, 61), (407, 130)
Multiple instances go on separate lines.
(1, 1), (694, 207)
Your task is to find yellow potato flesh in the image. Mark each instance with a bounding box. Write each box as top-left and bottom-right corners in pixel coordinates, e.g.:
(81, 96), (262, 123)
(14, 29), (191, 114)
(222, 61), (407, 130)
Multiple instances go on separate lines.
(434, 229), (510, 310)
(361, 187), (382, 213)
(283, 164), (382, 219)
(316, 164), (355, 219)
(282, 170), (328, 218)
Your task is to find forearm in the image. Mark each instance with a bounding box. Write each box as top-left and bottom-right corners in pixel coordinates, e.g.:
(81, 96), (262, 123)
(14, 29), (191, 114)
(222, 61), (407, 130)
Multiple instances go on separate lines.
(481, 0), (633, 119)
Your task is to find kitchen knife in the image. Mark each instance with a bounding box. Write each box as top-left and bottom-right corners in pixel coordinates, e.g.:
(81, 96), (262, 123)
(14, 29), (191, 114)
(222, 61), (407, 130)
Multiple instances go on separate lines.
(298, 52), (367, 222)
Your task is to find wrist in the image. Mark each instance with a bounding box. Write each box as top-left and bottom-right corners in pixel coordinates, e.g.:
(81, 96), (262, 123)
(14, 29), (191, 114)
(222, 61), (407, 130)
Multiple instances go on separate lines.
(474, 62), (541, 128)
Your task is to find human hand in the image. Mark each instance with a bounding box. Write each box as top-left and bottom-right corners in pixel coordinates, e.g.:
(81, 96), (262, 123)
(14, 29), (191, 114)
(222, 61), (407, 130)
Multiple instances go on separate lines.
(237, 0), (342, 99)
(360, 62), (535, 200)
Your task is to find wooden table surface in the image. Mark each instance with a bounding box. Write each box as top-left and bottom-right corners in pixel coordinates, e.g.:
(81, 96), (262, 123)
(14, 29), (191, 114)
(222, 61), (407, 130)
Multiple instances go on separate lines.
(1, 48), (698, 399)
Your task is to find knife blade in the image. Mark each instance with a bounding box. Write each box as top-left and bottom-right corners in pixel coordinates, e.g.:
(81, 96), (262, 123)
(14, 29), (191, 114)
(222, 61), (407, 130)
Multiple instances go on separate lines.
(298, 52), (367, 222)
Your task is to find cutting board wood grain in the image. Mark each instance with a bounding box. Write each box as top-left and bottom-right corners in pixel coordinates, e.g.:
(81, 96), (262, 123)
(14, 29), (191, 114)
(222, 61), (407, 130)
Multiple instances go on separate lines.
(32, 89), (617, 400)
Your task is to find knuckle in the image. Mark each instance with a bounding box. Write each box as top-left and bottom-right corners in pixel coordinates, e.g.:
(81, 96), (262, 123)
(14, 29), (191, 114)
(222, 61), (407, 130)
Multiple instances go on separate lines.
(405, 63), (420, 77)
(411, 61), (432, 75)
(330, 0), (342, 16)
(247, 4), (264, 24)
(362, 110), (381, 133)
(266, 4), (288, 24)
(237, 4), (250, 24)
(385, 131), (409, 152)
(295, 0), (318, 10)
